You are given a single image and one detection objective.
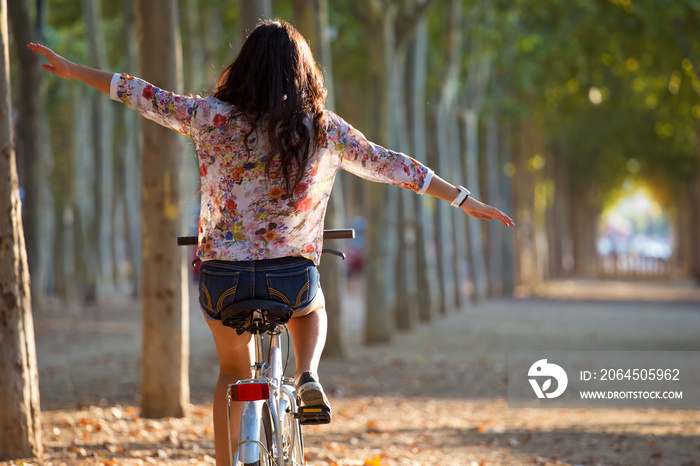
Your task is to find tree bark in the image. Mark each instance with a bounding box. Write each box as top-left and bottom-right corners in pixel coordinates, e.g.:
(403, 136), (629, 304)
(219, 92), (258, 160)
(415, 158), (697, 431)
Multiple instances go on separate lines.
(362, 0), (396, 345)
(391, 32), (418, 332)
(8, 0), (50, 312)
(513, 119), (539, 288)
(0, 0), (42, 456)
(485, 112), (503, 295)
(690, 122), (700, 280)
(181, 0), (206, 92)
(461, 20), (492, 301)
(119, 0), (141, 294)
(571, 184), (598, 277)
(135, 0), (190, 418)
(237, 0), (272, 48)
(462, 108), (487, 300)
(409, 18), (440, 322)
(550, 139), (574, 277)
(72, 88), (100, 301)
(82, 0), (116, 296)
(500, 120), (515, 294)
(201, 3), (224, 87)
(433, 0), (462, 314)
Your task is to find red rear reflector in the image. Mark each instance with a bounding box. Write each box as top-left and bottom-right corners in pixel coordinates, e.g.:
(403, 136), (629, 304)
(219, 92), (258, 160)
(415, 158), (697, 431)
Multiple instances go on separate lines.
(230, 383), (270, 401)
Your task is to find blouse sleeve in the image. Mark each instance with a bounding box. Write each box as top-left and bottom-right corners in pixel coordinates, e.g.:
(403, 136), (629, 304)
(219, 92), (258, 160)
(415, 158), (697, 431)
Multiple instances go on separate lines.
(327, 112), (433, 194)
(109, 73), (197, 137)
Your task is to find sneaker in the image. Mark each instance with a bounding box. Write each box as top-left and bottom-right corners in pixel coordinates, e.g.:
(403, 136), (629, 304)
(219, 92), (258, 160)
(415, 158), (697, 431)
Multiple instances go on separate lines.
(295, 371), (331, 425)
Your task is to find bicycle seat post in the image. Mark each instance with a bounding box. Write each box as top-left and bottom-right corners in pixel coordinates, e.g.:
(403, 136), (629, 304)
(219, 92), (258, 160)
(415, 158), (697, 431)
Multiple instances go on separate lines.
(251, 312), (266, 377)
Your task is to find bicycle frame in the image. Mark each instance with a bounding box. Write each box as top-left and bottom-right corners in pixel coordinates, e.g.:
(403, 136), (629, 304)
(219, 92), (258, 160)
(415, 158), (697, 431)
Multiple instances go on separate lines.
(229, 314), (301, 466)
(177, 228), (354, 465)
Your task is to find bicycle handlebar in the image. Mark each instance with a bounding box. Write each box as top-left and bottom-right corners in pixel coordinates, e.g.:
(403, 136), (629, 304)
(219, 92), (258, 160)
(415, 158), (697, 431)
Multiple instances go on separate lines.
(177, 228), (354, 246)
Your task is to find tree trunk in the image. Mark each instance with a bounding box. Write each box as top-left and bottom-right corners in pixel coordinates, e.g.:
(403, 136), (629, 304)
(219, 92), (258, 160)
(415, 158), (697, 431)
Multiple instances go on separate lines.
(0, 0), (42, 456)
(676, 179), (692, 275)
(409, 18), (440, 322)
(500, 120), (515, 294)
(550, 140), (574, 277)
(82, 0), (116, 296)
(237, 0), (271, 47)
(293, 0), (348, 358)
(362, 0), (396, 345)
(201, 4), (224, 86)
(450, 112), (466, 307)
(119, 0), (141, 295)
(8, 0), (50, 312)
(135, 0), (190, 418)
(485, 113), (503, 296)
(463, 108), (487, 300)
(433, 0), (462, 314)
(690, 122), (700, 280)
(513, 119), (539, 288)
(181, 0), (205, 92)
(571, 184), (598, 277)
(72, 90), (99, 301)
(545, 151), (559, 279)
(391, 36), (418, 332)
(461, 25), (491, 301)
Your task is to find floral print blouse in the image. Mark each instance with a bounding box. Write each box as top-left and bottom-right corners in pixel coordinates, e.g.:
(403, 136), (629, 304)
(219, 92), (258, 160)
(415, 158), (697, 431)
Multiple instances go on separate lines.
(110, 73), (433, 264)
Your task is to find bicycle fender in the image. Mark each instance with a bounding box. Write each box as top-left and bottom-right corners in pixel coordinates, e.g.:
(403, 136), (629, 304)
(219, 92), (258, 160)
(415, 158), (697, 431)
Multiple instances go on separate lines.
(237, 400), (264, 463)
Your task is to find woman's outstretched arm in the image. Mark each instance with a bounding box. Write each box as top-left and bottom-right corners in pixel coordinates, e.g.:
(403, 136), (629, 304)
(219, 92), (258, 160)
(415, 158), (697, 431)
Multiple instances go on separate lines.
(424, 174), (515, 227)
(27, 43), (112, 94)
(29, 42), (197, 137)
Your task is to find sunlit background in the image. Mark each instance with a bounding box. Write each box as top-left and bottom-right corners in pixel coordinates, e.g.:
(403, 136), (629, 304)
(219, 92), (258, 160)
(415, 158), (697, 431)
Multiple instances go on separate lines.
(598, 180), (673, 276)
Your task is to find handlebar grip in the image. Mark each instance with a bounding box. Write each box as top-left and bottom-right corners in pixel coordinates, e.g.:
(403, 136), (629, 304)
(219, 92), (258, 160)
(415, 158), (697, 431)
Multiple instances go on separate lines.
(177, 236), (198, 246)
(322, 229), (355, 240)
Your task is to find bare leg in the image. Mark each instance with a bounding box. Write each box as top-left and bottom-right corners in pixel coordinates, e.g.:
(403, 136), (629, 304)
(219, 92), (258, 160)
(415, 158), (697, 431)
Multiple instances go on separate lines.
(205, 315), (254, 466)
(287, 289), (327, 380)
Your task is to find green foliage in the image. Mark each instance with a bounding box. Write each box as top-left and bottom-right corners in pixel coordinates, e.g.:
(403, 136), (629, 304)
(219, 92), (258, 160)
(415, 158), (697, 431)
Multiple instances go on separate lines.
(489, 0), (700, 208)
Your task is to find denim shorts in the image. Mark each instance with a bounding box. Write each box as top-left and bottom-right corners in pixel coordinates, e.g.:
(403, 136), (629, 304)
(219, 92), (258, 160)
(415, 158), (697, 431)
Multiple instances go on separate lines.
(198, 257), (320, 321)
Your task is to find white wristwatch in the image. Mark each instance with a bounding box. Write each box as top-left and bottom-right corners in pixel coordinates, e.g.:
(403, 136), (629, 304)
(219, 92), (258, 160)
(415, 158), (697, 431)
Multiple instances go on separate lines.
(450, 186), (471, 207)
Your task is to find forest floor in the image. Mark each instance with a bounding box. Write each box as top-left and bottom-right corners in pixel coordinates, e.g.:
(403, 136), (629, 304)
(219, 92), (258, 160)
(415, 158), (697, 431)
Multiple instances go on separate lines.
(4, 276), (700, 466)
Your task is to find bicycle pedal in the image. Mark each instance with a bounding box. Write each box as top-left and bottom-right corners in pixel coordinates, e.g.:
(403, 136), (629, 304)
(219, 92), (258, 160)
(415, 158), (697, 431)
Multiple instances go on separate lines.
(298, 406), (331, 425)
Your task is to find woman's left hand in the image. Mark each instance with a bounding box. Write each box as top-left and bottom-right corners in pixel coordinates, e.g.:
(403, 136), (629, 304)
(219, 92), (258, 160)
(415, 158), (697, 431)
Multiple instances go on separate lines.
(461, 196), (515, 227)
(27, 43), (75, 80)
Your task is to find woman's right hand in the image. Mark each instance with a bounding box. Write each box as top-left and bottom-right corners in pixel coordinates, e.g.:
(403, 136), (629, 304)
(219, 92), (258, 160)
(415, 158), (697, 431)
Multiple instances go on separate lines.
(461, 196), (515, 227)
(27, 43), (74, 80)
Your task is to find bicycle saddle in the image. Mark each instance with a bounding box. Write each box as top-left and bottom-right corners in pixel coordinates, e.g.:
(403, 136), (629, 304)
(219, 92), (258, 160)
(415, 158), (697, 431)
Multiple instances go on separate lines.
(220, 299), (294, 335)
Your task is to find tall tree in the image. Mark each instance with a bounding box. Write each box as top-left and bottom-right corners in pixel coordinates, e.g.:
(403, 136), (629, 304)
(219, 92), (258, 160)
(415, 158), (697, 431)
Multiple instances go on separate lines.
(360, 0), (398, 344)
(390, 0), (434, 331)
(117, 0), (141, 294)
(135, 0), (190, 418)
(0, 0), (42, 457)
(460, 4), (492, 301)
(82, 0), (115, 295)
(8, 0), (50, 311)
(409, 18), (440, 321)
(485, 111), (504, 294)
(237, 0), (271, 47)
(433, 0), (461, 313)
(359, 0), (434, 342)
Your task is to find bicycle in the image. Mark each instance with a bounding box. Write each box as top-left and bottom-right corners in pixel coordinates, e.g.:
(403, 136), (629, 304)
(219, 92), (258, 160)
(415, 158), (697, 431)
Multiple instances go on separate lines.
(178, 229), (354, 466)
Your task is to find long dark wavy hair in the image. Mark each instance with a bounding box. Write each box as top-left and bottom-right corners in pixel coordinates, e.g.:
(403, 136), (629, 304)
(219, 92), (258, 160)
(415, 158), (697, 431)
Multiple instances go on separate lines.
(214, 20), (327, 193)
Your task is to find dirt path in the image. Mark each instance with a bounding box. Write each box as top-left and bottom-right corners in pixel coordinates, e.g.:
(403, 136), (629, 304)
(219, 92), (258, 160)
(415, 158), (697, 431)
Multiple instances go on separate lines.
(5, 278), (700, 465)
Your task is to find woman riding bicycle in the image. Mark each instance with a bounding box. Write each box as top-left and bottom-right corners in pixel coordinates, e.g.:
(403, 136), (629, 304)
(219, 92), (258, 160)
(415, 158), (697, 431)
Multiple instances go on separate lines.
(29, 19), (513, 466)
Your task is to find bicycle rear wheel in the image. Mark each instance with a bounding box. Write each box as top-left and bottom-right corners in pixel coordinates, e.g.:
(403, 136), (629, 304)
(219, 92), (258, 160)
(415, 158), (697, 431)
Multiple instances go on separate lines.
(280, 405), (304, 464)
